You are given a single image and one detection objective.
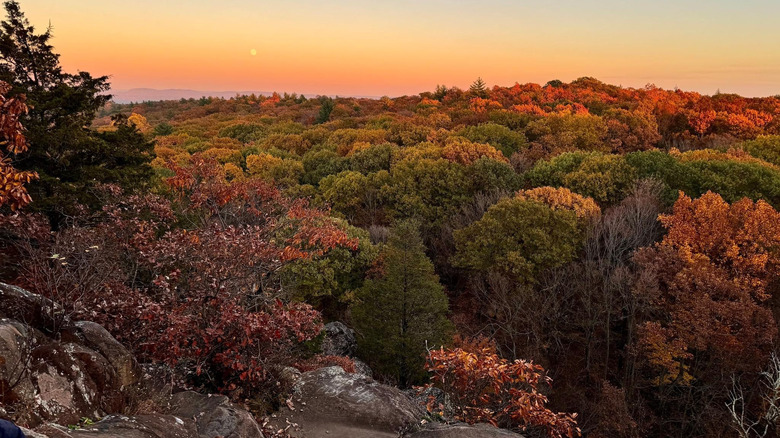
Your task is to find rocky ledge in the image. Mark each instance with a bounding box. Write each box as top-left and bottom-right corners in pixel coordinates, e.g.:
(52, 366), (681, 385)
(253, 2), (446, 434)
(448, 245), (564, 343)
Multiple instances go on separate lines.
(1, 283), (521, 438)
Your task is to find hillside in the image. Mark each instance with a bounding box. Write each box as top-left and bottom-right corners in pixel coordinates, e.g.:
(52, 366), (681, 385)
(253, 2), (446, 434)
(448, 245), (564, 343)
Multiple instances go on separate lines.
(3, 1), (780, 435)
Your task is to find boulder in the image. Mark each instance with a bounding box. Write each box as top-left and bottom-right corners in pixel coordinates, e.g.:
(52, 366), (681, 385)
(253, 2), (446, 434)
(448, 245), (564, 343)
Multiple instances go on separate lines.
(276, 366), (302, 388)
(352, 358), (373, 378)
(409, 423), (524, 437)
(67, 414), (199, 438)
(0, 283), (59, 331)
(27, 342), (107, 426)
(169, 390), (264, 438)
(0, 320), (34, 392)
(270, 366), (424, 437)
(71, 321), (141, 388)
(21, 426), (51, 438)
(321, 322), (356, 357)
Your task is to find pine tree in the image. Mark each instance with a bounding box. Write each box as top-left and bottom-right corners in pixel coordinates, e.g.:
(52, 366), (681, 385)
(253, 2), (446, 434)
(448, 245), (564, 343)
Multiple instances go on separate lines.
(351, 220), (453, 387)
(0, 1), (153, 224)
(315, 96), (334, 124)
(469, 77), (488, 98)
(433, 84), (448, 101)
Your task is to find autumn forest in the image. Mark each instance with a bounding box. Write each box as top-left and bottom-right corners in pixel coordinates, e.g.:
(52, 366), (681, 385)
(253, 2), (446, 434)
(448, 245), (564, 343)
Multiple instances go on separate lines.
(2, 1), (780, 438)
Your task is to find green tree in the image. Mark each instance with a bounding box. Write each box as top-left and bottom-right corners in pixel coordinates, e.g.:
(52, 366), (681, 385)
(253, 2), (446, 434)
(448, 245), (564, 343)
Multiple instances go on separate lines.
(0, 1), (153, 223)
(740, 135), (780, 166)
(457, 122), (527, 158)
(349, 142), (396, 174)
(524, 152), (637, 205)
(389, 158), (470, 226)
(301, 147), (349, 185)
(453, 198), (584, 283)
(351, 220), (453, 387)
(279, 221), (378, 319)
(319, 170), (389, 225)
(315, 96), (334, 124)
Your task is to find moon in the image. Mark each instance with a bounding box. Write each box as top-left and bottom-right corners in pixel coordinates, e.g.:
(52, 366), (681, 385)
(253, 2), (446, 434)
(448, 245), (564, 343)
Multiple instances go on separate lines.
(250, 49), (257, 56)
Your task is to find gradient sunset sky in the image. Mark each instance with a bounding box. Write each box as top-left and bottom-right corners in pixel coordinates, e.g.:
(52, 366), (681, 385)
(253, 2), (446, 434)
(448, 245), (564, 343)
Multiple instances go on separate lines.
(18, 0), (780, 97)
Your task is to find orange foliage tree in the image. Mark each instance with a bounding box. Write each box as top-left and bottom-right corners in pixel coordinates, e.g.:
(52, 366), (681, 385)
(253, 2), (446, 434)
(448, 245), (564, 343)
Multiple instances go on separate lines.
(442, 137), (508, 165)
(426, 345), (580, 438)
(515, 186), (601, 225)
(634, 191), (780, 384)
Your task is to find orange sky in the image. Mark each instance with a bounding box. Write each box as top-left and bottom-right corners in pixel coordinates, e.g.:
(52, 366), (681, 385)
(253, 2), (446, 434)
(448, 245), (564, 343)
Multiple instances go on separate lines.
(18, 0), (780, 97)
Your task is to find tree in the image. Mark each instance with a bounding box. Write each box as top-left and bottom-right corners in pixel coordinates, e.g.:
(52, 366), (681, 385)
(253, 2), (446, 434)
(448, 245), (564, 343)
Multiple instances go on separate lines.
(457, 122), (528, 158)
(726, 353), (780, 438)
(634, 192), (780, 385)
(524, 152), (638, 205)
(319, 170), (389, 225)
(516, 186), (601, 225)
(433, 84), (448, 101)
(453, 197), (584, 283)
(0, 1), (153, 223)
(0, 80), (36, 210)
(442, 137), (508, 165)
(426, 344), (580, 438)
(10, 157), (358, 399)
(351, 220), (453, 387)
(469, 77), (489, 98)
(388, 158), (470, 227)
(741, 135), (780, 167)
(315, 96), (334, 124)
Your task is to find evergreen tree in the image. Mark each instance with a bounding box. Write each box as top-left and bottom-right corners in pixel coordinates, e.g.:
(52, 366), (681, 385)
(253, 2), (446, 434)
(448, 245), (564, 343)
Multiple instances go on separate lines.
(433, 84), (448, 101)
(315, 96), (334, 124)
(0, 1), (153, 224)
(469, 77), (488, 98)
(351, 220), (453, 387)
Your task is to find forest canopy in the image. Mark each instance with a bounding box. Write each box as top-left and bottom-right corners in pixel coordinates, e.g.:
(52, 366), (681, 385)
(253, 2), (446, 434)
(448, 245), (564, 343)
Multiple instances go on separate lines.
(4, 2), (780, 436)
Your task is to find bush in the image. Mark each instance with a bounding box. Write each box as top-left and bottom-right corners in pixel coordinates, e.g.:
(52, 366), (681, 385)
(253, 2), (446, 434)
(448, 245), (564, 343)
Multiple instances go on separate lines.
(426, 345), (580, 438)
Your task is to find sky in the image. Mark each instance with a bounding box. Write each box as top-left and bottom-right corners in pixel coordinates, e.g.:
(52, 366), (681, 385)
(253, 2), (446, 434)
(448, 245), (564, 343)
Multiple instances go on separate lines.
(16, 0), (780, 97)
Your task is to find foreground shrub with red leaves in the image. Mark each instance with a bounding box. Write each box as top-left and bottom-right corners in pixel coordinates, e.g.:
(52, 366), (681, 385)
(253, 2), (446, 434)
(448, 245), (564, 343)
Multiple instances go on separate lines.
(426, 345), (580, 438)
(3, 156), (358, 400)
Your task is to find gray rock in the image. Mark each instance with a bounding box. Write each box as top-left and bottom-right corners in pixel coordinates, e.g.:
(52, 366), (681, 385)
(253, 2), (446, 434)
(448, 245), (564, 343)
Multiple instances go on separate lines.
(27, 342), (107, 427)
(68, 414), (199, 438)
(321, 322), (356, 357)
(169, 391), (264, 438)
(72, 321), (140, 388)
(0, 283), (60, 331)
(270, 366), (425, 437)
(0, 320), (33, 389)
(0, 286), (134, 427)
(20, 426), (51, 438)
(352, 358), (373, 378)
(408, 422), (524, 437)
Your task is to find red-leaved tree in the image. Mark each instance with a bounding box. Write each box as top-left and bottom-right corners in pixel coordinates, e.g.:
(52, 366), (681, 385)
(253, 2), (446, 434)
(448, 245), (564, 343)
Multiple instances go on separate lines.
(10, 156), (358, 399)
(0, 81), (37, 210)
(426, 345), (580, 438)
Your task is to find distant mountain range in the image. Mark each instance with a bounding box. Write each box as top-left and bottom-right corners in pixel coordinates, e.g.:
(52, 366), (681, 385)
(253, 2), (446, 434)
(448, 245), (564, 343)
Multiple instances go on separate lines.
(109, 88), (380, 104)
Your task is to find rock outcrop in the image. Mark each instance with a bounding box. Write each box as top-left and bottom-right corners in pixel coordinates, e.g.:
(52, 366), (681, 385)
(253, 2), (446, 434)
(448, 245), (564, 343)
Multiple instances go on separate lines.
(408, 423), (524, 437)
(0, 283), (266, 438)
(169, 391), (264, 438)
(2, 282), (521, 438)
(321, 322), (356, 357)
(270, 366), (424, 437)
(0, 282), (140, 428)
(269, 366), (524, 437)
(321, 321), (373, 377)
